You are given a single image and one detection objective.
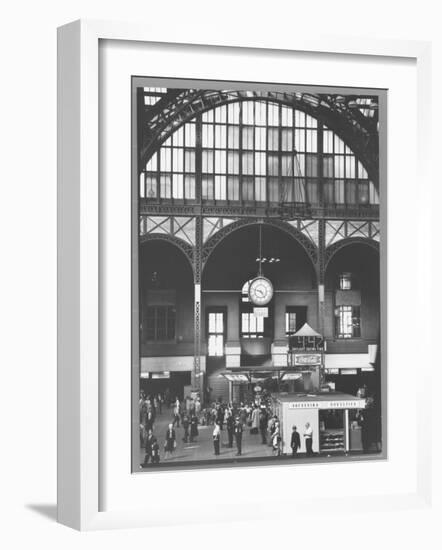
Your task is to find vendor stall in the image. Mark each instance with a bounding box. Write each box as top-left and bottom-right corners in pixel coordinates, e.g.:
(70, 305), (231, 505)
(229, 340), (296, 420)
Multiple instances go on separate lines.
(273, 392), (366, 455)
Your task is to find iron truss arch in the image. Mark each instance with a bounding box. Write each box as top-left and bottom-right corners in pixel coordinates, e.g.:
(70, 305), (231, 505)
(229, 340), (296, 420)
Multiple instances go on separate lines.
(324, 236), (379, 270)
(201, 217), (318, 274)
(138, 88), (379, 186)
(139, 233), (194, 273)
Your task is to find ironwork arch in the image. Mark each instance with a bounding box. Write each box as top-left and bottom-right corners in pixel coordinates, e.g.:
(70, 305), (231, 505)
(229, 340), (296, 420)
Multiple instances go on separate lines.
(325, 237), (379, 271)
(139, 233), (194, 274)
(201, 218), (318, 276)
(139, 89), (378, 185)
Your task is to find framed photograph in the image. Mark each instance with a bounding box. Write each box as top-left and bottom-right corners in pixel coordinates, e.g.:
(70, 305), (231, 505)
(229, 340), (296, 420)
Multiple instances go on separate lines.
(132, 77), (384, 473)
(57, 20), (433, 530)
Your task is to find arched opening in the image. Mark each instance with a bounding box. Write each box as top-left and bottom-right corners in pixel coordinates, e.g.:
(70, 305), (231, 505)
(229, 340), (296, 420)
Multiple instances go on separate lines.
(324, 242), (380, 393)
(201, 223), (317, 402)
(139, 240), (194, 401)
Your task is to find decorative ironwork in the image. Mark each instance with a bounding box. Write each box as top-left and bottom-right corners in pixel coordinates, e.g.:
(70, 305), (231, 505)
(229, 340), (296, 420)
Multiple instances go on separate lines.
(140, 215), (197, 246)
(139, 200), (379, 221)
(201, 217), (318, 271)
(325, 220), (380, 247)
(139, 233), (194, 271)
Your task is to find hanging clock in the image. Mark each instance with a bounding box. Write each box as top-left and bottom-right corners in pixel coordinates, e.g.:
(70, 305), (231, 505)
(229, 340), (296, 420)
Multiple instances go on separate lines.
(248, 276), (274, 306)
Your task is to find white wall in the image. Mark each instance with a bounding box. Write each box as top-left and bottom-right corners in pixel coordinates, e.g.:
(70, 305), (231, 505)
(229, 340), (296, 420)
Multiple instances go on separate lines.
(1, 0), (441, 547)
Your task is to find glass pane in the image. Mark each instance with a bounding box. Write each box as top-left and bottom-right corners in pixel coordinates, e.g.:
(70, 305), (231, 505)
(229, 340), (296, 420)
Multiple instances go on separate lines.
(202, 176), (214, 200)
(268, 103), (279, 126)
(268, 128), (279, 151)
(281, 106), (292, 127)
(255, 177), (266, 202)
(334, 155), (345, 177)
(172, 147), (183, 172)
(323, 130), (333, 154)
(242, 177), (254, 201)
(306, 154), (318, 177)
(255, 101), (267, 125)
(242, 101), (254, 124)
(146, 175), (157, 198)
(268, 177), (279, 202)
(160, 147), (172, 171)
(345, 155), (355, 178)
(227, 126), (240, 148)
(208, 313), (216, 333)
(228, 102), (240, 124)
(202, 124), (214, 148)
(335, 179), (345, 203)
(215, 125), (227, 148)
(346, 180), (357, 204)
(281, 129), (293, 151)
(306, 130), (317, 153)
(255, 127), (267, 150)
(139, 173), (145, 198)
(242, 152), (254, 175)
(295, 110), (305, 127)
(215, 175), (227, 200)
(202, 110), (214, 122)
(307, 180), (318, 204)
(358, 181), (369, 204)
(184, 176), (195, 199)
(255, 152), (266, 176)
(323, 180), (334, 204)
(228, 177), (240, 201)
(214, 150), (226, 173)
(160, 174), (171, 198)
(267, 154), (279, 176)
(185, 149), (195, 172)
(227, 151), (240, 174)
(172, 174), (184, 199)
(323, 154), (334, 177)
(295, 129), (305, 152)
(242, 126), (254, 150)
(281, 154), (293, 177)
(215, 105), (227, 123)
(184, 123), (196, 145)
(202, 150), (213, 173)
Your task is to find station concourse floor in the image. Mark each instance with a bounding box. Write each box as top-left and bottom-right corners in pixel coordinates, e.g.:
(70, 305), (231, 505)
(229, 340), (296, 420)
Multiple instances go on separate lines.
(139, 405), (276, 466)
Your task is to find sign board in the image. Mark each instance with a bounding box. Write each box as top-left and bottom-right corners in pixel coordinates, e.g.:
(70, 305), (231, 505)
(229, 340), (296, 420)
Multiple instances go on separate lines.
(281, 372), (303, 381)
(293, 353), (322, 366)
(224, 374), (249, 382)
(253, 307), (268, 318)
(287, 399), (366, 410)
(151, 371), (170, 379)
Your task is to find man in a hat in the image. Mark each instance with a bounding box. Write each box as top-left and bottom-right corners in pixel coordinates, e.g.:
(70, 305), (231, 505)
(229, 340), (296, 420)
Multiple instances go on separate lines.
(234, 417), (243, 456)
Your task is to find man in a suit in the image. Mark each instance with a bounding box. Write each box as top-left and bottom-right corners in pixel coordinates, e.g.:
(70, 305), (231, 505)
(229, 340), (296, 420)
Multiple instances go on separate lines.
(291, 425), (301, 457)
(234, 417), (243, 456)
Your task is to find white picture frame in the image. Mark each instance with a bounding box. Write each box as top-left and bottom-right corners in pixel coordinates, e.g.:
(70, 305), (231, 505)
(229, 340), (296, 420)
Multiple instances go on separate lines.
(57, 19), (434, 531)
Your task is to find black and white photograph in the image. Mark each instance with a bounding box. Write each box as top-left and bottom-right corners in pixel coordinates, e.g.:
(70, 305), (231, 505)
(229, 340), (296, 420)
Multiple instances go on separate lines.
(133, 82), (384, 470)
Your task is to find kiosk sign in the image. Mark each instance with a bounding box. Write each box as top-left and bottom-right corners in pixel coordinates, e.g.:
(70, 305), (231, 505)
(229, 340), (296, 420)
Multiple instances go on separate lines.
(288, 399), (366, 410)
(293, 353), (322, 366)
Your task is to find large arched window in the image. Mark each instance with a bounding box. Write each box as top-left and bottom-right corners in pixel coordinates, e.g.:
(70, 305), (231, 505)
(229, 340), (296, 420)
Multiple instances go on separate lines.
(139, 99), (379, 207)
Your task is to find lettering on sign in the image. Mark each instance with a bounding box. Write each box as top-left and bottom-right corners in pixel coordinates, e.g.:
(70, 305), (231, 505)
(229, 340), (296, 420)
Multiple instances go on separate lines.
(287, 400), (366, 410)
(294, 354), (322, 366)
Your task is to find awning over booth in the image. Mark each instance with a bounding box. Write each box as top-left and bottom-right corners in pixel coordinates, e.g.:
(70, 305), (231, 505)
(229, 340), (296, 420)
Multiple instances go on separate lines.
(293, 323), (322, 338)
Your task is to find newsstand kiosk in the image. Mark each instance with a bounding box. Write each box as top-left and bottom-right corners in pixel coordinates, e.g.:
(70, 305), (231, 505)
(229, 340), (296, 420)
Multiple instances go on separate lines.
(276, 323), (366, 454)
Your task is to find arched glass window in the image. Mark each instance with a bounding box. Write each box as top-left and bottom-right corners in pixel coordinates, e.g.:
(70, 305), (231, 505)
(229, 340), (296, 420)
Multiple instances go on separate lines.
(139, 100), (379, 207)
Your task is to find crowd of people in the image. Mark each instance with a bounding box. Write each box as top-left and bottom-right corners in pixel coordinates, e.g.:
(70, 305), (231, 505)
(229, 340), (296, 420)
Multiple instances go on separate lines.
(139, 390), (303, 467)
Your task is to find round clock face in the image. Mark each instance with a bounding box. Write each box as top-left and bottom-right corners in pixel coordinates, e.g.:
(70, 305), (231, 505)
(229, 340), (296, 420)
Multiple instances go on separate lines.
(248, 277), (274, 306)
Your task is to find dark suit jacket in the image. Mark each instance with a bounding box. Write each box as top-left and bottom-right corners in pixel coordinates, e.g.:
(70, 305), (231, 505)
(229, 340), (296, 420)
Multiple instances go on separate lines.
(291, 431), (301, 450)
